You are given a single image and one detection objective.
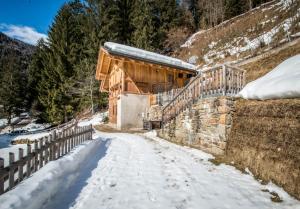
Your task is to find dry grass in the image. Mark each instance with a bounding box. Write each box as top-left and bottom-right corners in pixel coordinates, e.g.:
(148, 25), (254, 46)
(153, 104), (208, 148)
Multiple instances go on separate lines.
(242, 43), (300, 82)
(226, 98), (300, 200)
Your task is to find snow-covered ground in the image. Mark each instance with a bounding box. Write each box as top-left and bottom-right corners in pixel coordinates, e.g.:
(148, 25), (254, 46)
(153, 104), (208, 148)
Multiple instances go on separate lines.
(77, 112), (107, 127)
(238, 54), (300, 99)
(0, 130), (299, 209)
(0, 117), (20, 129)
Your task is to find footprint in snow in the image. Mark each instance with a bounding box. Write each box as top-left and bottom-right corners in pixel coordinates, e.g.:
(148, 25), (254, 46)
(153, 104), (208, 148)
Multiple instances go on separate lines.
(147, 192), (157, 202)
(110, 183), (117, 187)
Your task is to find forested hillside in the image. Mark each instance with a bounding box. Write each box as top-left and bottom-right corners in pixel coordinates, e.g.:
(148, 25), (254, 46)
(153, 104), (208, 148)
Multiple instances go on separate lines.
(1, 0), (277, 125)
(0, 32), (34, 123)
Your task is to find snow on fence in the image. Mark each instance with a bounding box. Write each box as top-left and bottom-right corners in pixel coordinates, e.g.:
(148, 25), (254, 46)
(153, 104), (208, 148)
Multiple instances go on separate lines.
(0, 124), (93, 195)
(162, 64), (246, 123)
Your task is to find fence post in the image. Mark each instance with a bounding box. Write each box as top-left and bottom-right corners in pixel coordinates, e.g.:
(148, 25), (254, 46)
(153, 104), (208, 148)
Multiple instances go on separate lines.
(222, 65), (227, 96)
(76, 127), (79, 145)
(52, 131), (56, 160)
(81, 127), (83, 143)
(68, 129), (71, 152)
(71, 129), (74, 148)
(26, 144), (31, 177)
(0, 158), (4, 194)
(49, 133), (53, 161)
(90, 124), (93, 140)
(45, 137), (49, 164)
(18, 148), (24, 182)
(78, 127), (81, 144)
(9, 152), (15, 189)
(243, 71), (246, 87)
(34, 140), (38, 172)
(57, 133), (61, 158)
(83, 127), (85, 142)
(65, 130), (68, 154)
(39, 139), (44, 169)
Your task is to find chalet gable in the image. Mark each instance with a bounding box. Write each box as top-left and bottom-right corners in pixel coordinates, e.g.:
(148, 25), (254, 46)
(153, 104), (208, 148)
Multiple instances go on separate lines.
(95, 42), (197, 92)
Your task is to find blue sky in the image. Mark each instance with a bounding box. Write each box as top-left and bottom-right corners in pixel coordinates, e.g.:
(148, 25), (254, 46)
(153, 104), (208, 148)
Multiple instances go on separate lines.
(0, 0), (69, 45)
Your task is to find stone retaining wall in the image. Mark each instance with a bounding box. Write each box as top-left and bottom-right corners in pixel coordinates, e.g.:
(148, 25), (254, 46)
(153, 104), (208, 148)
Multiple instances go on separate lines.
(158, 97), (300, 199)
(159, 97), (234, 155)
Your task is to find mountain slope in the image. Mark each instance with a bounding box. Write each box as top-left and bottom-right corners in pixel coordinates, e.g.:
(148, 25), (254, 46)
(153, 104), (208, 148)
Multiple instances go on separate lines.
(0, 32), (35, 118)
(0, 32), (35, 58)
(178, 0), (300, 67)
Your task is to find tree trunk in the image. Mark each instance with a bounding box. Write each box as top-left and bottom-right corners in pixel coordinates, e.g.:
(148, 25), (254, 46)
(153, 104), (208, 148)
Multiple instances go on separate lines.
(90, 77), (94, 115)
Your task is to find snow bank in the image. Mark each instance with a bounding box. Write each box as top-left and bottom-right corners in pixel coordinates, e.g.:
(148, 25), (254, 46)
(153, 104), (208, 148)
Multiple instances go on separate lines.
(104, 42), (196, 71)
(238, 54), (300, 100)
(77, 112), (107, 127)
(181, 30), (206, 48)
(0, 138), (105, 209)
(17, 121), (50, 132)
(0, 119), (7, 127)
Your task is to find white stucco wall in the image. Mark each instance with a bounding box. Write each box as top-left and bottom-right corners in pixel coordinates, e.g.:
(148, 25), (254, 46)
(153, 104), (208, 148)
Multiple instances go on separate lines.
(117, 93), (150, 129)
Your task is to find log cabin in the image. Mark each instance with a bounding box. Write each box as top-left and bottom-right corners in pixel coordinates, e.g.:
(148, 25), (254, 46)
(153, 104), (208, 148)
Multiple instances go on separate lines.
(95, 42), (197, 129)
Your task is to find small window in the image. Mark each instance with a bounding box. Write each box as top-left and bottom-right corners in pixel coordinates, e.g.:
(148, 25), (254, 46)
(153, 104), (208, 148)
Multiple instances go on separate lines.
(187, 74), (193, 78)
(178, 73), (183, 78)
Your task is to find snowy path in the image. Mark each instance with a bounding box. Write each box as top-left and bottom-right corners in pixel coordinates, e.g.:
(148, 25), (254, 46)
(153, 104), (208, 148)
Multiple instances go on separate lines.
(0, 131), (299, 209)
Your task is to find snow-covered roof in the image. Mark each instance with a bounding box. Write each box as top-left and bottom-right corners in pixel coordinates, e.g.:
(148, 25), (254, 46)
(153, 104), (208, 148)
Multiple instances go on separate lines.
(104, 42), (196, 72)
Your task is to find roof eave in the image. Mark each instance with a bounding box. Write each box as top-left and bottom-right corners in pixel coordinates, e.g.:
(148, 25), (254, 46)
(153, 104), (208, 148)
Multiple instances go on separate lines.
(103, 46), (196, 74)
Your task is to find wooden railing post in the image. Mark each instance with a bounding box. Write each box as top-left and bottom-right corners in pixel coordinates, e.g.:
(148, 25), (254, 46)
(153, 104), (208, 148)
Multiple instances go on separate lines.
(64, 130), (68, 154)
(90, 124), (93, 140)
(67, 129), (70, 152)
(39, 139), (43, 169)
(34, 140), (38, 171)
(222, 65), (227, 96)
(18, 148), (24, 181)
(45, 137), (49, 164)
(49, 134), (53, 161)
(52, 131), (56, 160)
(9, 152), (15, 189)
(243, 70), (246, 87)
(0, 158), (4, 194)
(57, 133), (61, 158)
(26, 144), (31, 177)
(71, 129), (74, 149)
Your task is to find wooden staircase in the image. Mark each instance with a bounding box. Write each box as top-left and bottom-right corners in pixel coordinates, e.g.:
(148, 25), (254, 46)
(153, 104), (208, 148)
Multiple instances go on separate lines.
(161, 64), (246, 124)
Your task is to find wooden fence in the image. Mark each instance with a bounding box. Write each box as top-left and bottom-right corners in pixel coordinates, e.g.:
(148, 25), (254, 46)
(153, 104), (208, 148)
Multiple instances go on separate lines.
(0, 124), (93, 195)
(162, 64), (246, 124)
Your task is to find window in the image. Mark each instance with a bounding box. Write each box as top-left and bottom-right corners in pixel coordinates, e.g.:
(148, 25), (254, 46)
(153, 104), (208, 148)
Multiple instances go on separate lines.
(187, 74), (193, 78)
(178, 73), (183, 78)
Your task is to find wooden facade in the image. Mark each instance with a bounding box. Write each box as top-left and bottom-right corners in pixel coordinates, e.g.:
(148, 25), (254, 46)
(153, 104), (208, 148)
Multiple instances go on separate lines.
(95, 47), (196, 125)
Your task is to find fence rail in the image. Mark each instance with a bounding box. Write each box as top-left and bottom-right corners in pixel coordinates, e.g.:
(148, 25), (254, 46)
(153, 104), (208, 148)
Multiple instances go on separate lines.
(150, 87), (184, 106)
(162, 64), (246, 124)
(0, 124), (93, 195)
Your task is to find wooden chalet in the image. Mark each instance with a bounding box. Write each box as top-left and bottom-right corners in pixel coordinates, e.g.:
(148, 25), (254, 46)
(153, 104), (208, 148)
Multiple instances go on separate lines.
(95, 42), (196, 129)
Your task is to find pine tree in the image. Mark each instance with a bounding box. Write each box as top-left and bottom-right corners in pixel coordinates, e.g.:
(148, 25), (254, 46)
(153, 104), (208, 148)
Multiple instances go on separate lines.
(131, 0), (158, 50)
(0, 51), (24, 126)
(37, 0), (86, 124)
